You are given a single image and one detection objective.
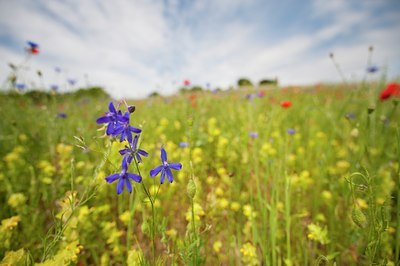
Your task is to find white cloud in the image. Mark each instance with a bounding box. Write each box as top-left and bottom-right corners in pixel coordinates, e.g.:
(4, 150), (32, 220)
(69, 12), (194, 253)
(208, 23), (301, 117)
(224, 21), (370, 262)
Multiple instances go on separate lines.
(0, 0), (399, 99)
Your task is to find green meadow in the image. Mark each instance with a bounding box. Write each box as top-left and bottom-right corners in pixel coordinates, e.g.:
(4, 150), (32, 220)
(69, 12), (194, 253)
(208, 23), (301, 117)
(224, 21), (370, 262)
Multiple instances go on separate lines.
(0, 83), (399, 265)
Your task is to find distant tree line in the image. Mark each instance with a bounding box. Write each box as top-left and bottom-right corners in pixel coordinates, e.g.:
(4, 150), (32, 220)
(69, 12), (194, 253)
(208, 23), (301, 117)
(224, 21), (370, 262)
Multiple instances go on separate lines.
(238, 77), (278, 87)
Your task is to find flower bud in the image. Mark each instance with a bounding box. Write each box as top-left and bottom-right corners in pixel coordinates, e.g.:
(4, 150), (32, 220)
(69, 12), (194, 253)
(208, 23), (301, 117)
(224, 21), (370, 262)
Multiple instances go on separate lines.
(128, 105), (136, 113)
(187, 178), (196, 199)
(352, 207), (367, 228)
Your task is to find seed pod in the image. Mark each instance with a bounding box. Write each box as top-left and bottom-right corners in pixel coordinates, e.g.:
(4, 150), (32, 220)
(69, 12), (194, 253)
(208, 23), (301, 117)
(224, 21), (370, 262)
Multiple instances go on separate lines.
(352, 207), (367, 228)
(187, 178), (196, 199)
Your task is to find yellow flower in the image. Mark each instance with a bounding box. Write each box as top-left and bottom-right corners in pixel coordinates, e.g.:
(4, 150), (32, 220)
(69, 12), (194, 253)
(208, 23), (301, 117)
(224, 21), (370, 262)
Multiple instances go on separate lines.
(119, 211), (130, 226)
(215, 187), (224, 197)
(18, 134), (28, 142)
(321, 190), (332, 201)
(213, 241), (222, 253)
(336, 160), (350, 170)
(350, 128), (359, 138)
(7, 193), (27, 209)
(217, 198), (229, 209)
(166, 229), (177, 239)
(231, 202), (241, 212)
(356, 198), (368, 209)
(240, 242), (258, 266)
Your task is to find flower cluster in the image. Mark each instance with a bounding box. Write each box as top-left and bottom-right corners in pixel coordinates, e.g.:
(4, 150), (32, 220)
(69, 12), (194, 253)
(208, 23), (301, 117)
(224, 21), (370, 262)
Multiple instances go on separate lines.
(97, 102), (182, 194)
(96, 102), (145, 194)
(26, 41), (39, 55)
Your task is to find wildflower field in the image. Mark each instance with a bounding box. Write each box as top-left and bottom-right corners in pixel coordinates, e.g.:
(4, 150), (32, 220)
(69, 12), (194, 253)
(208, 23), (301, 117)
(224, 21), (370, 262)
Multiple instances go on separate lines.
(0, 83), (399, 265)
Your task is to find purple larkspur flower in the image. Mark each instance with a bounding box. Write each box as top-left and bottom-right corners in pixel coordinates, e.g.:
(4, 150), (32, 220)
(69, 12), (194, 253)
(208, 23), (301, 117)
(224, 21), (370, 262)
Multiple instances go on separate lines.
(57, 112), (67, 118)
(112, 111), (142, 142)
(119, 135), (148, 164)
(96, 102), (128, 136)
(287, 128), (296, 135)
(150, 146), (182, 184)
(249, 132), (258, 138)
(105, 158), (142, 194)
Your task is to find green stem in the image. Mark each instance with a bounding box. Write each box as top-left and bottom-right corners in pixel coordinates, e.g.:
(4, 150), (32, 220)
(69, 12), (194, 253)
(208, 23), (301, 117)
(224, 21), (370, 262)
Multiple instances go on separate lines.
(132, 156), (156, 264)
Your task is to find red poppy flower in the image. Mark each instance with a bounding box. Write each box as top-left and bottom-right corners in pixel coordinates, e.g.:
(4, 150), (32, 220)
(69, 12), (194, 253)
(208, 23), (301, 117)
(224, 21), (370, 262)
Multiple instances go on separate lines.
(380, 83), (400, 101)
(183, 79), (190, 86)
(281, 101), (292, 108)
(30, 47), (39, 54)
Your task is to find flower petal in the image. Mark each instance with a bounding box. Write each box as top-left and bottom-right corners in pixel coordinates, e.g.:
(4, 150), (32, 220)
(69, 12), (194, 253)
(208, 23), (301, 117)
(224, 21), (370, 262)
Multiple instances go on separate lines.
(119, 148), (129, 155)
(160, 169), (166, 184)
(125, 178), (132, 193)
(105, 173), (120, 183)
(161, 147), (167, 162)
(127, 173), (142, 183)
(138, 149), (148, 157)
(112, 125), (124, 135)
(165, 167), (173, 183)
(126, 130), (133, 143)
(122, 157), (129, 172)
(96, 116), (112, 124)
(117, 178), (124, 194)
(130, 126), (142, 134)
(150, 165), (163, 177)
(169, 162), (182, 170)
(106, 123), (115, 135)
(132, 135), (138, 149)
(109, 102), (117, 113)
(135, 153), (142, 163)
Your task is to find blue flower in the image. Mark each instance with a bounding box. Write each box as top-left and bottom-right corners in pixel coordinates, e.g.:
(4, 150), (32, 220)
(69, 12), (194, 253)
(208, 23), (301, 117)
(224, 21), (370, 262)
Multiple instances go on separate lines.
(366, 65), (379, 73)
(249, 132), (258, 138)
(287, 128), (296, 135)
(150, 147), (182, 184)
(96, 102), (127, 136)
(67, 79), (77, 85)
(112, 111), (142, 143)
(50, 84), (59, 92)
(179, 142), (189, 148)
(27, 41), (39, 49)
(57, 112), (67, 119)
(105, 158), (142, 194)
(16, 83), (26, 91)
(119, 135), (148, 163)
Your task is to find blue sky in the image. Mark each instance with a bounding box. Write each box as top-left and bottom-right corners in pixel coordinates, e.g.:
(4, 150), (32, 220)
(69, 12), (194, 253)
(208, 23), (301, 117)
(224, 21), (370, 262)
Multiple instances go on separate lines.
(0, 0), (399, 99)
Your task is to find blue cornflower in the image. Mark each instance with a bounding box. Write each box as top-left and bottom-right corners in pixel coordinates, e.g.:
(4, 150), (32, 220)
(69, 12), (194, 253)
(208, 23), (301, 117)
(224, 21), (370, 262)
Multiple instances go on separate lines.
(179, 142), (189, 148)
(50, 84), (59, 92)
(27, 41), (39, 49)
(150, 147), (182, 184)
(57, 112), (67, 119)
(16, 83), (26, 91)
(249, 132), (258, 138)
(67, 79), (77, 86)
(96, 102), (127, 136)
(105, 158), (142, 194)
(112, 111), (142, 143)
(345, 112), (356, 120)
(287, 128), (296, 135)
(119, 135), (148, 164)
(366, 65), (379, 73)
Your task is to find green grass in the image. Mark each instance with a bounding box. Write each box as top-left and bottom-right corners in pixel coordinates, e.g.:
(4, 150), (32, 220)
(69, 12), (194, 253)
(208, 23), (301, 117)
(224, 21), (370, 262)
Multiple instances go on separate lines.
(0, 84), (399, 265)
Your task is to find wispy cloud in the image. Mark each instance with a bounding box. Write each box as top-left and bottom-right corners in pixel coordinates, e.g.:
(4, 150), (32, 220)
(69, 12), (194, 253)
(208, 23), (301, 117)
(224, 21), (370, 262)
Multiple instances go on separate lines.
(0, 0), (399, 98)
